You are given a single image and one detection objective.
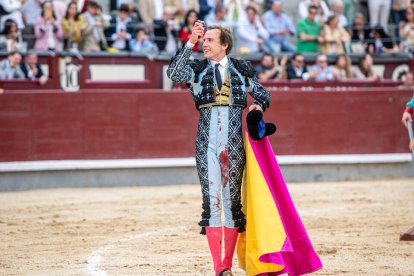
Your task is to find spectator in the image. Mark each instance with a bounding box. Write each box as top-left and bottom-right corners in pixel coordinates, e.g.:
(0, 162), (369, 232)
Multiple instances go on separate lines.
(341, 0), (356, 24)
(224, 0), (246, 25)
(153, 9), (180, 53)
(80, 1), (108, 52)
(179, 9), (202, 51)
(61, 1), (85, 50)
(0, 51), (25, 80)
(398, 71), (414, 89)
(20, 50), (48, 85)
(198, 0), (213, 20)
(0, 0), (24, 32)
(262, 0), (296, 53)
(392, 0), (410, 44)
(349, 12), (371, 53)
(129, 28), (156, 52)
(284, 53), (308, 79)
(205, 4), (232, 27)
(255, 52), (287, 81)
(0, 19), (24, 52)
(352, 53), (380, 80)
(368, 0), (391, 33)
(303, 54), (334, 80)
(330, 0), (348, 27)
(164, 0), (200, 23)
(296, 5), (322, 53)
(368, 25), (399, 53)
(298, 0), (330, 23)
(319, 15), (350, 54)
(399, 7), (414, 54)
(138, 0), (163, 31)
(105, 4), (134, 51)
(21, 0), (42, 49)
(34, 1), (63, 52)
(236, 5), (269, 54)
(332, 54), (352, 80)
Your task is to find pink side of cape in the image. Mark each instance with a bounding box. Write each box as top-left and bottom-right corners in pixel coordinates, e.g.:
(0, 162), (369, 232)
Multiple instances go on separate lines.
(249, 135), (323, 276)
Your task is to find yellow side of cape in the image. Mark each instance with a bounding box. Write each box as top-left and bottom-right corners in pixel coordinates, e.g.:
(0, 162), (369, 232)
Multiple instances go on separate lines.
(237, 136), (287, 276)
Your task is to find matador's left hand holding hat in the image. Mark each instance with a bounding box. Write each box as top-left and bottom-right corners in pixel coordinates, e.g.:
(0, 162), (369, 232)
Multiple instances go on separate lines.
(246, 110), (277, 141)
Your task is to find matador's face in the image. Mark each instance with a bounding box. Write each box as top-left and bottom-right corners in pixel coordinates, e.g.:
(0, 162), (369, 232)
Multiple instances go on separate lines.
(202, 29), (227, 62)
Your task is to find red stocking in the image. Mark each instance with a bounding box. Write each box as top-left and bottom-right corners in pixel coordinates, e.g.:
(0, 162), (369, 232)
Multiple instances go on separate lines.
(205, 227), (226, 275)
(223, 227), (238, 270)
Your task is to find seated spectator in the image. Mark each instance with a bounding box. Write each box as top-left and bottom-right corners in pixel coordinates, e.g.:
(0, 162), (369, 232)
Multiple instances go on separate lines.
(368, 25), (399, 54)
(129, 28), (156, 52)
(332, 54), (352, 80)
(105, 4), (134, 51)
(236, 5), (269, 54)
(0, 19), (25, 52)
(399, 7), (414, 54)
(153, 9), (180, 53)
(34, 1), (63, 52)
(205, 4), (232, 27)
(255, 53), (287, 81)
(262, 0), (296, 53)
(179, 9), (202, 51)
(20, 50), (48, 85)
(0, 0), (24, 32)
(303, 53), (334, 80)
(330, 0), (348, 27)
(61, 2), (85, 50)
(298, 0), (330, 23)
(352, 53), (380, 80)
(319, 15), (350, 54)
(296, 5), (322, 53)
(0, 51), (24, 80)
(349, 12), (371, 53)
(398, 71), (414, 89)
(80, 1), (108, 52)
(284, 53), (308, 79)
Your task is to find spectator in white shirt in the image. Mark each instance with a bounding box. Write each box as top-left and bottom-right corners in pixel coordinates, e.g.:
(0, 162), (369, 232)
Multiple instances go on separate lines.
(0, 51), (25, 80)
(236, 5), (269, 53)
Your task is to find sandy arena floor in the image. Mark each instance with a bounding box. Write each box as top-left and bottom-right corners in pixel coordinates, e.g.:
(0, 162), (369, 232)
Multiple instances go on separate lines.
(0, 179), (413, 276)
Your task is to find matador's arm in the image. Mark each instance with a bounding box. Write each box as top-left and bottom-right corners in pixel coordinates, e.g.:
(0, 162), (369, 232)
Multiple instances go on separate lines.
(248, 75), (271, 112)
(166, 45), (195, 83)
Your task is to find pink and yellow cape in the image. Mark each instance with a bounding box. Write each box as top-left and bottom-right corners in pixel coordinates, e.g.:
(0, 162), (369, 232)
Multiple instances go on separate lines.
(237, 133), (323, 276)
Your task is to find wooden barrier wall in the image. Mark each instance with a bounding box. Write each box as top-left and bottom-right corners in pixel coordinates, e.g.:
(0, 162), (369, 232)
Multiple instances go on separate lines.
(0, 89), (412, 162)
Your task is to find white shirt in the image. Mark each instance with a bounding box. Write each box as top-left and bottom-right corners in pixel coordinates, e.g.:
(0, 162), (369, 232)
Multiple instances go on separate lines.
(210, 56), (227, 83)
(185, 41), (227, 82)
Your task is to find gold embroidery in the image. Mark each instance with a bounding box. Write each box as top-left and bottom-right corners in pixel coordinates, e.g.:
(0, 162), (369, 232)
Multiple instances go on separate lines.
(200, 74), (237, 108)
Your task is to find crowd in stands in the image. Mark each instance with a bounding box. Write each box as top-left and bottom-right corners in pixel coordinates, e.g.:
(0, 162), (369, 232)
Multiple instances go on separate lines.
(1, 0), (414, 82)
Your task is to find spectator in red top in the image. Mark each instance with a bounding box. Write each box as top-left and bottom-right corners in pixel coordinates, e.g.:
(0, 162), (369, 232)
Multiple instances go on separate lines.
(179, 9), (201, 52)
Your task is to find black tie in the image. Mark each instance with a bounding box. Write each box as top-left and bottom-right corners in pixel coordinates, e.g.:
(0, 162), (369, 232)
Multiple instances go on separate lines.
(215, 63), (222, 91)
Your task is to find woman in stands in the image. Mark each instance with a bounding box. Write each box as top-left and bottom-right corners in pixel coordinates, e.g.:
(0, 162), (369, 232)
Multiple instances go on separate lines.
(352, 53), (380, 80)
(61, 1), (85, 50)
(399, 7), (414, 55)
(319, 15), (350, 54)
(0, 19), (24, 52)
(348, 13), (371, 53)
(178, 9), (201, 52)
(34, 0), (63, 52)
(332, 54), (352, 80)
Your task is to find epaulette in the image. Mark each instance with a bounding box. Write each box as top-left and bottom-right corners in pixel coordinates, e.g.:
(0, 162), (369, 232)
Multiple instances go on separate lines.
(230, 58), (256, 78)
